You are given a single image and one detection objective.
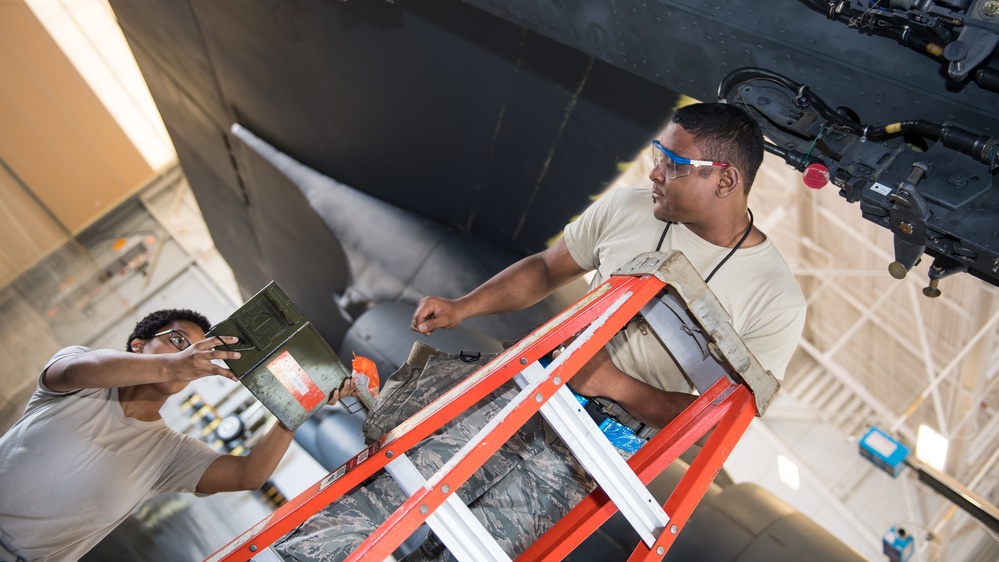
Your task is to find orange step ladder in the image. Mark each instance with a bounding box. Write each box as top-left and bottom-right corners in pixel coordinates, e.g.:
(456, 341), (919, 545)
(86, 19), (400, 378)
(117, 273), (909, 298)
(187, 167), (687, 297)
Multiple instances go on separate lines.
(206, 250), (780, 562)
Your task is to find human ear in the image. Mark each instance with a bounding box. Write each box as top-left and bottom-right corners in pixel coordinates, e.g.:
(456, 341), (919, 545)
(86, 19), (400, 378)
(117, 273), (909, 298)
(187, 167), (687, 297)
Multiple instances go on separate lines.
(130, 338), (144, 353)
(716, 167), (741, 198)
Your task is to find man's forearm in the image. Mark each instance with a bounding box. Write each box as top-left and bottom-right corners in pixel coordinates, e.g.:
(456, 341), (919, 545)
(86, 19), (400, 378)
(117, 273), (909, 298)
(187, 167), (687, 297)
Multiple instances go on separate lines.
(197, 420), (294, 493)
(413, 239), (585, 335)
(460, 241), (585, 319)
(48, 350), (170, 391)
(616, 387), (698, 431)
(569, 348), (696, 430)
(459, 254), (561, 318)
(239, 421), (294, 489)
(46, 338), (241, 392)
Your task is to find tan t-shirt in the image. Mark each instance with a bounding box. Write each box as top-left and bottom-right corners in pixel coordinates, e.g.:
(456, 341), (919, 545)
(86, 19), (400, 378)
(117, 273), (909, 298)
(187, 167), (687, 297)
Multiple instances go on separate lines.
(563, 187), (806, 392)
(0, 346), (221, 561)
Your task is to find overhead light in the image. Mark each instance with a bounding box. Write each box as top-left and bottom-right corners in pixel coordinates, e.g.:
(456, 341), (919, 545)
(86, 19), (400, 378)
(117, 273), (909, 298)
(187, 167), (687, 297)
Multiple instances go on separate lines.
(777, 454), (800, 490)
(916, 424), (948, 471)
(26, 0), (175, 170)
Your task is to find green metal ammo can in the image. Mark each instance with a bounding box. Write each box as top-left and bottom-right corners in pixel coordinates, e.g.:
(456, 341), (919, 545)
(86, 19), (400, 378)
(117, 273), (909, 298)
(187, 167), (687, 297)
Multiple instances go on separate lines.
(207, 281), (353, 431)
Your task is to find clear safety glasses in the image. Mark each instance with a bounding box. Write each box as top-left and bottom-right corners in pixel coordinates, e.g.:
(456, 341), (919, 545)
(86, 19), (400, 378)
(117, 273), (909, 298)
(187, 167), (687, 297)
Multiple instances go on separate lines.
(651, 139), (730, 179)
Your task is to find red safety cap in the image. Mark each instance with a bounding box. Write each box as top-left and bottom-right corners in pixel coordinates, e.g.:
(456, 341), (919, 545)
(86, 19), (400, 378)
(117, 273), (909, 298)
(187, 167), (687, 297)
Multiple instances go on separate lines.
(802, 163), (830, 189)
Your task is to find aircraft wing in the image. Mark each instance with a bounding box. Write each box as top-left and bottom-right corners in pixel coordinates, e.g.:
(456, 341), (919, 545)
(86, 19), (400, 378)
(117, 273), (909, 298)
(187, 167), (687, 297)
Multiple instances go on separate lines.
(108, 0), (679, 347)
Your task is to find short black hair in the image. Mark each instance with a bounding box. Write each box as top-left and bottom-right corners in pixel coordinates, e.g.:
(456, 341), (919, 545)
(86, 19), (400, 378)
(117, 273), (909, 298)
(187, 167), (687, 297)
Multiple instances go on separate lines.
(126, 309), (211, 352)
(671, 102), (764, 193)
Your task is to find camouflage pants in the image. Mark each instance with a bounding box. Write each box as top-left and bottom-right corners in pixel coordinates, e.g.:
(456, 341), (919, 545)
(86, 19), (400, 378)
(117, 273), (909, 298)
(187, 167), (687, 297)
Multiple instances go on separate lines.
(274, 345), (595, 561)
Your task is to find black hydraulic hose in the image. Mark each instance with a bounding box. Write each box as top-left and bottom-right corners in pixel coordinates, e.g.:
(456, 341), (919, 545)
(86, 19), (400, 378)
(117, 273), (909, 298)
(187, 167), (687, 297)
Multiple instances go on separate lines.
(974, 67), (999, 93)
(764, 142), (814, 172)
(766, 139), (834, 171)
(797, 1), (951, 67)
(718, 67), (865, 134)
(764, 142), (789, 160)
(866, 120), (998, 166)
(717, 67), (799, 101)
(864, 120), (943, 141)
(906, 35), (945, 59)
(720, 67), (999, 169)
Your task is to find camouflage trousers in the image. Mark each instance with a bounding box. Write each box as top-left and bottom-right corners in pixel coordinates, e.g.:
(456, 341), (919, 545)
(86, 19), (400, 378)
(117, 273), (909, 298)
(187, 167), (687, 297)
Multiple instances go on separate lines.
(274, 345), (596, 561)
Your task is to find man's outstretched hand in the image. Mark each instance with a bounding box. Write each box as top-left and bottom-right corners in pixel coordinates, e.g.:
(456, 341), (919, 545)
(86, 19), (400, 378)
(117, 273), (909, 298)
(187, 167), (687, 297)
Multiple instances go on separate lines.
(165, 336), (243, 382)
(411, 296), (464, 335)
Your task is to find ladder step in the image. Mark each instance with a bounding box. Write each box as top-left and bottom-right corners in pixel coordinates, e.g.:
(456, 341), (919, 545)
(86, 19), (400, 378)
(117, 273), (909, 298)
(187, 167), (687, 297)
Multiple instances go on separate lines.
(517, 362), (670, 547)
(386, 455), (511, 562)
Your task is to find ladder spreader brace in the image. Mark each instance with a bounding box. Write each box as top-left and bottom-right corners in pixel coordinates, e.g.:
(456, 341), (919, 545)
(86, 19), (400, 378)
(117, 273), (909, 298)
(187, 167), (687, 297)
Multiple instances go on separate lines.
(206, 251), (780, 562)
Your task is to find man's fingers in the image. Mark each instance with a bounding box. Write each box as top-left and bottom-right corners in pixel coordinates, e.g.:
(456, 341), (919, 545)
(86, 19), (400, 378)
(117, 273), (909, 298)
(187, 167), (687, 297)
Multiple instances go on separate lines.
(192, 336), (240, 360)
(343, 377), (359, 395)
(411, 310), (433, 333)
(328, 378), (361, 404)
(209, 364), (239, 382)
(212, 349), (241, 361)
(413, 309), (446, 334)
(412, 297), (455, 333)
(411, 307), (435, 330)
(195, 335), (239, 350)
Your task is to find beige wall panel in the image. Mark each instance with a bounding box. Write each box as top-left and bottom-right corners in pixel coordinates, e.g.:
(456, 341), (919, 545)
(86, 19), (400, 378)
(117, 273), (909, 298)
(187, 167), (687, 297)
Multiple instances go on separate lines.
(0, 3), (151, 234)
(0, 164), (67, 286)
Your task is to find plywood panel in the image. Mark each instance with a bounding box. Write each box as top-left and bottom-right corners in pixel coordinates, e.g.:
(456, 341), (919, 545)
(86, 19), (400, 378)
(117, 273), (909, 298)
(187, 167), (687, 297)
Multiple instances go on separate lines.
(0, 2), (151, 234)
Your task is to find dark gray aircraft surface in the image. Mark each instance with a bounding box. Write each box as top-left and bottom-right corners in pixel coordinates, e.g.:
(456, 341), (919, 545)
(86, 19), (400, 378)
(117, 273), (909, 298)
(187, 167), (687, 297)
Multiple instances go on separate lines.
(103, 0), (999, 560)
(105, 0), (999, 350)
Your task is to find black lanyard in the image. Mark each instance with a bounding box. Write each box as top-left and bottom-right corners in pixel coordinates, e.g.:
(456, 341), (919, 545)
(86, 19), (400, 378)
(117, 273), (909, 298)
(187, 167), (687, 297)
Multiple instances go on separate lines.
(655, 209), (754, 284)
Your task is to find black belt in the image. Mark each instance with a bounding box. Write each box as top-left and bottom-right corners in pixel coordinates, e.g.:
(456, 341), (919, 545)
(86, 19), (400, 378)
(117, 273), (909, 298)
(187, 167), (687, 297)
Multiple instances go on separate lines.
(579, 394), (659, 441)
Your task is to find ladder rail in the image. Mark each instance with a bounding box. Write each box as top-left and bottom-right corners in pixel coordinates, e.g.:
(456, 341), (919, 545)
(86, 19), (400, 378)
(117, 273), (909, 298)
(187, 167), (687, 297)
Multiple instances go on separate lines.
(343, 284), (656, 562)
(627, 384), (756, 560)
